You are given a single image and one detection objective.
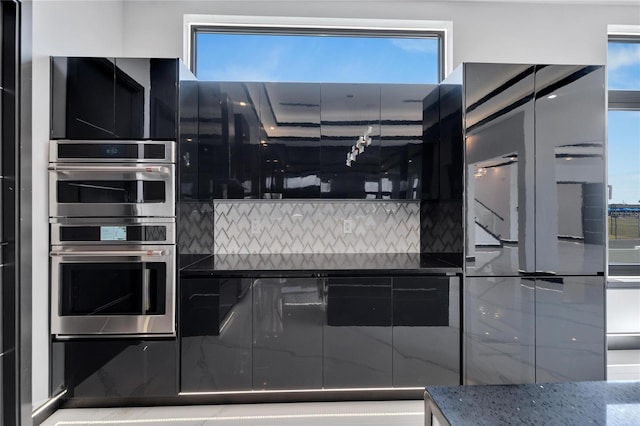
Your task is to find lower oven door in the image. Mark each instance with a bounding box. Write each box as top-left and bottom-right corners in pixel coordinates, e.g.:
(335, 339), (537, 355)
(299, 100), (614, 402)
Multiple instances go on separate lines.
(50, 245), (175, 337)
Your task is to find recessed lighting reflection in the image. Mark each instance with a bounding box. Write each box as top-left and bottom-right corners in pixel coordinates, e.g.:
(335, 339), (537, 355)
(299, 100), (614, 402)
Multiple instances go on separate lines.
(547, 94), (557, 99)
(239, 101), (247, 107)
(269, 126), (275, 130)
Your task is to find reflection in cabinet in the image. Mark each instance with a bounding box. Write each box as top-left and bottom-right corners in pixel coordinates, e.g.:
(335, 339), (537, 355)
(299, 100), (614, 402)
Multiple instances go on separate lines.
(392, 276), (460, 387)
(51, 339), (177, 398)
(535, 276), (605, 382)
(464, 276), (535, 385)
(465, 276), (605, 385)
(463, 63), (605, 275)
(252, 278), (323, 389)
(51, 57), (179, 140)
(181, 277), (252, 392)
(323, 277), (392, 388)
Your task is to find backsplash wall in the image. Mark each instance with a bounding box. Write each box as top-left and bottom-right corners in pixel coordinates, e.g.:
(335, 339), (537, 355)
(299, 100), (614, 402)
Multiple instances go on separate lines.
(209, 200), (420, 254)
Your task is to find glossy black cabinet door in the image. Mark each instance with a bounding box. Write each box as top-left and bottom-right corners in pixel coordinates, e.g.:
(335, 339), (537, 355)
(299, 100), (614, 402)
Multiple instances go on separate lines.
(392, 276), (460, 386)
(179, 78), (199, 200)
(380, 85), (433, 199)
(464, 276), (535, 385)
(464, 64), (536, 275)
(51, 57), (179, 140)
(198, 82), (258, 199)
(533, 65), (605, 275)
(260, 83), (321, 199)
(51, 339), (177, 398)
(320, 84), (381, 199)
(323, 277), (392, 388)
(535, 276), (605, 382)
(253, 278), (323, 389)
(181, 276), (252, 391)
(51, 57), (116, 139)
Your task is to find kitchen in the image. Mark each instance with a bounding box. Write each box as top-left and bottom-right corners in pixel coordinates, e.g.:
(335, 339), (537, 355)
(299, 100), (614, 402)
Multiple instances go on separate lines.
(2, 1), (638, 425)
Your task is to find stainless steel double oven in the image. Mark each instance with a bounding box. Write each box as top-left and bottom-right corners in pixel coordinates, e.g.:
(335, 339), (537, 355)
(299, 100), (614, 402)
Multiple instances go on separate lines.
(49, 140), (176, 338)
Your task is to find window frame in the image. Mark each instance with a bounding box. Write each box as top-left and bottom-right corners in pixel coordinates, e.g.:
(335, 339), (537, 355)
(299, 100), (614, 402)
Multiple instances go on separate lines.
(607, 33), (640, 277)
(184, 15), (451, 83)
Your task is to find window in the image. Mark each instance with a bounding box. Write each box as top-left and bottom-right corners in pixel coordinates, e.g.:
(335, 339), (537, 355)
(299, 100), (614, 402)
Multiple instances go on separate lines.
(608, 37), (640, 273)
(191, 25), (444, 84)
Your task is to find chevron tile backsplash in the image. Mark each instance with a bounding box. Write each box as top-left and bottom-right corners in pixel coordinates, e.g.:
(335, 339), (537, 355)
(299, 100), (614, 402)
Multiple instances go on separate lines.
(179, 201), (214, 254)
(214, 200), (420, 254)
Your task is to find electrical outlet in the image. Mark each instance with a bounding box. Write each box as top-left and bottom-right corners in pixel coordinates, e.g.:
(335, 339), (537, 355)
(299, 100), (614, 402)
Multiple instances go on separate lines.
(251, 219), (260, 235)
(343, 219), (353, 234)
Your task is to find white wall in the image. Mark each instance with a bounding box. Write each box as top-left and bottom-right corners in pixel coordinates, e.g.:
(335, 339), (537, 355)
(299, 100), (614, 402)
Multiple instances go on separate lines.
(30, 0), (640, 411)
(32, 0), (124, 409)
(120, 1), (640, 66)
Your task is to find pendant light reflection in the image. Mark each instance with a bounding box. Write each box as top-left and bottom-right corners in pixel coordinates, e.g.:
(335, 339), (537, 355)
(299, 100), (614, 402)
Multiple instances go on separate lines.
(346, 126), (374, 167)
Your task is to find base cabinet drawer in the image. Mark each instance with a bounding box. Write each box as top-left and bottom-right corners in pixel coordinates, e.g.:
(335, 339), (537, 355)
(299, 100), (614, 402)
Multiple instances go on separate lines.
(51, 339), (177, 398)
(181, 276), (252, 392)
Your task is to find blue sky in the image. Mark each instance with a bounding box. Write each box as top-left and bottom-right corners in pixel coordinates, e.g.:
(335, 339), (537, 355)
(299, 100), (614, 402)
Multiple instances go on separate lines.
(607, 42), (640, 205)
(195, 33), (439, 84)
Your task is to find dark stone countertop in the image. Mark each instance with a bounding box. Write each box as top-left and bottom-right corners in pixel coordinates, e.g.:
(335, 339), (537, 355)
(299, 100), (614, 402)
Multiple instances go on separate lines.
(179, 253), (462, 275)
(425, 381), (640, 426)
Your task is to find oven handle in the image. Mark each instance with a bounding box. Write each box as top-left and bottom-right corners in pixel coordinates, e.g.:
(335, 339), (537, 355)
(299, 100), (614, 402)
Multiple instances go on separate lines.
(50, 249), (167, 257)
(48, 165), (170, 174)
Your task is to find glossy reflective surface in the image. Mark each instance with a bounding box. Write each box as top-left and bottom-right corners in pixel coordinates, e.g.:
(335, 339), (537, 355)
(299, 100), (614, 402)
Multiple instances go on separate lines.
(253, 278), (323, 389)
(181, 81), (436, 200)
(464, 64), (535, 275)
(464, 64), (605, 275)
(51, 57), (178, 140)
(181, 277), (252, 391)
(534, 66), (605, 275)
(392, 276), (460, 386)
(465, 276), (535, 385)
(323, 277), (392, 387)
(465, 275), (605, 385)
(535, 276), (605, 382)
(180, 273), (460, 391)
(51, 339), (177, 398)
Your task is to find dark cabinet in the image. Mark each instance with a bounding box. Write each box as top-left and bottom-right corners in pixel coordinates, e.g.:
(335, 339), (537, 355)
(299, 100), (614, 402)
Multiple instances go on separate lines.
(252, 277), (323, 389)
(180, 273), (460, 392)
(462, 63), (605, 275)
(464, 276), (536, 385)
(392, 276), (460, 387)
(535, 276), (605, 382)
(323, 277), (392, 388)
(464, 276), (605, 385)
(184, 81), (437, 200)
(180, 276), (252, 392)
(51, 339), (177, 398)
(51, 57), (179, 140)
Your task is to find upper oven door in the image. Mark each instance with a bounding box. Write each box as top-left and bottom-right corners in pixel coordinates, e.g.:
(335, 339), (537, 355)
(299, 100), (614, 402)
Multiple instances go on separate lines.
(50, 140), (176, 163)
(50, 245), (175, 337)
(49, 163), (175, 218)
(51, 217), (175, 246)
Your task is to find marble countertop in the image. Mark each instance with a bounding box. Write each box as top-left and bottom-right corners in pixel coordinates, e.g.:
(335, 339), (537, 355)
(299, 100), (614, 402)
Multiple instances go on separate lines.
(180, 253), (462, 275)
(425, 381), (640, 425)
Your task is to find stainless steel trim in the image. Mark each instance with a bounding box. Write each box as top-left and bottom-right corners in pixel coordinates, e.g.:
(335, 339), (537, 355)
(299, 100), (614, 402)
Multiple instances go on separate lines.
(49, 163), (175, 218)
(48, 165), (170, 174)
(50, 244), (176, 337)
(50, 219), (176, 246)
(142, 268), (150, 313)
(50, 249), (166, 257)
(49, 140), (176, 163)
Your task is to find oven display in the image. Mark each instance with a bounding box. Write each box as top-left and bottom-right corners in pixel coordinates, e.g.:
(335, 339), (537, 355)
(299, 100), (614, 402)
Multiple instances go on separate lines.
(100, 226), (127, 241)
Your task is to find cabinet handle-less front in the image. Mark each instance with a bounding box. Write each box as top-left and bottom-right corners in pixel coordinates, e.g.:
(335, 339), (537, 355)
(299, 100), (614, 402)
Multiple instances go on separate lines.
(50, 250), (166, 257)
(48, 165), (170, 174)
